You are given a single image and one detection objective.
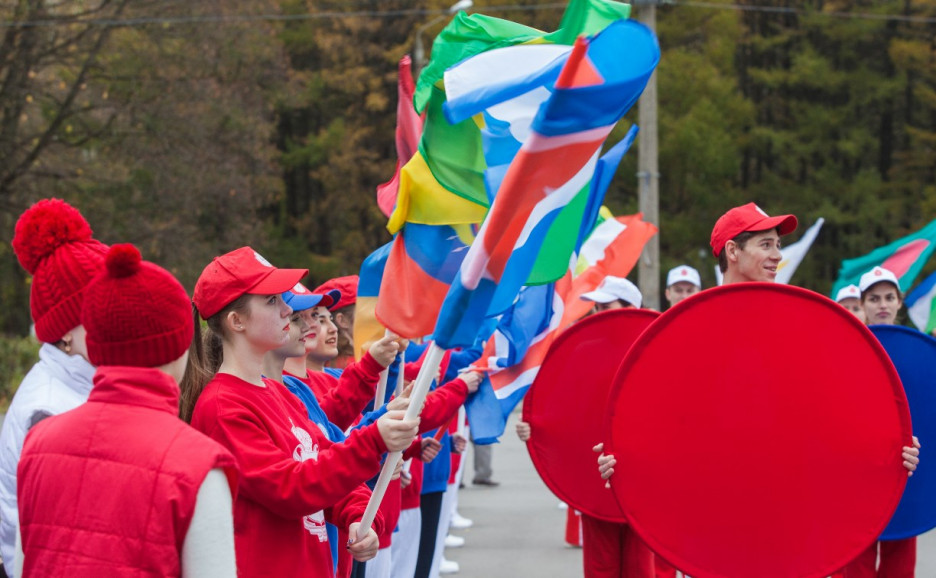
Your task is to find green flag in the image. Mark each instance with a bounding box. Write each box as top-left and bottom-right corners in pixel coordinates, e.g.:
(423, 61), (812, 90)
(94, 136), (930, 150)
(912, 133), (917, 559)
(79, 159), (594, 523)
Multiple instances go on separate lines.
(832, 218), (936, 296)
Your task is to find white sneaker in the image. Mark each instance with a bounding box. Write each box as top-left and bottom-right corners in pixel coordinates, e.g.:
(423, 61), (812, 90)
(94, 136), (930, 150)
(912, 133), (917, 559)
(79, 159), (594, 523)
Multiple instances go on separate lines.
(440, 558), (460, 574)
(444, 534), (466, 548)
(450, 512), (473, 529)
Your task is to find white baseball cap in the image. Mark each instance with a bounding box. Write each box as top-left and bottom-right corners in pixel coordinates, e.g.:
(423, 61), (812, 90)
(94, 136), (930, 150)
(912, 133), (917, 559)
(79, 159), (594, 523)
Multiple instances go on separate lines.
(666, 265), (702, 289)
(858, 267), (900, 294)
(834, 284), (861, 303)
(580, 276), (642, 308)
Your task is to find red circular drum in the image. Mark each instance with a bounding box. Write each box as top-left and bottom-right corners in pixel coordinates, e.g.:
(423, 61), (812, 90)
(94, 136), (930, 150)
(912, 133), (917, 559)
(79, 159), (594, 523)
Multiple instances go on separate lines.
(606, 283), (911, 578)
(523, 308), (659, 522)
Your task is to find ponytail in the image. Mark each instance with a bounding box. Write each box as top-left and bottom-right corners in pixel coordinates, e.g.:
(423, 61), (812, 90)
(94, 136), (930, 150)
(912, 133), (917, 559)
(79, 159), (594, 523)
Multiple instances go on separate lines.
(179, 295), (251, 422)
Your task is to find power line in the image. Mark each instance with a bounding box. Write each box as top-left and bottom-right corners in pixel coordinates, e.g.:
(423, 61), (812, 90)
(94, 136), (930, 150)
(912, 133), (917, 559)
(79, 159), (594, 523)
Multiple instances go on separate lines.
(0, 4), (566, 29)
(672, 1), (936, 25)
(1, 1), (935, 29)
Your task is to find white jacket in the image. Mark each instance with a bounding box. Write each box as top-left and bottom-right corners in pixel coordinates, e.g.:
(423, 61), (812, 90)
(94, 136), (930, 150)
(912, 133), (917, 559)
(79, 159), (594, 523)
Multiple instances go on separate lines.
(0, 343), (94, 577)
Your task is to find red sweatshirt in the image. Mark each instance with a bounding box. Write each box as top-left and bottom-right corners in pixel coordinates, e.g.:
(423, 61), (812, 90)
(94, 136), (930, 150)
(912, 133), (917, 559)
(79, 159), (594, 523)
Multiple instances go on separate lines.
(364, 376), (470, 551)
(190, 373), (386, 578)
(287, 352), (384, 431)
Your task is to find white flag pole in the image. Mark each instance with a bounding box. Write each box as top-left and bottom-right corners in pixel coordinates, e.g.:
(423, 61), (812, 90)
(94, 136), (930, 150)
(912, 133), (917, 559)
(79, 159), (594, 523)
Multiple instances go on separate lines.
(394, 352), (406, 396)
(356, 342), (445, 539)
(373, 329), (392, 410)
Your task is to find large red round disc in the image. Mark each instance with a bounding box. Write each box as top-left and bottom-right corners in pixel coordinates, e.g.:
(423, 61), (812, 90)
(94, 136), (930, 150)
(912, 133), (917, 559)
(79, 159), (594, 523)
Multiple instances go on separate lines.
(606, 283), (911, 578)
(524, 308), (659, 522)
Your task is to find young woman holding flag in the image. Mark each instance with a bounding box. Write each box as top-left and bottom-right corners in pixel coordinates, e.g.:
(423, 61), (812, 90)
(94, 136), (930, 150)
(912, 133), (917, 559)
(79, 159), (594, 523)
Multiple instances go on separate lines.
(180, 247), (420, 577)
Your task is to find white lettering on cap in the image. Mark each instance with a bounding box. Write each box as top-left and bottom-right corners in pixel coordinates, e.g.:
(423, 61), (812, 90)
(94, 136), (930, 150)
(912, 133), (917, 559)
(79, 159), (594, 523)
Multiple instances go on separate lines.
(253, 251), (273, 268)
(293, 283), (308, 293)
(754, 204), (768, 217)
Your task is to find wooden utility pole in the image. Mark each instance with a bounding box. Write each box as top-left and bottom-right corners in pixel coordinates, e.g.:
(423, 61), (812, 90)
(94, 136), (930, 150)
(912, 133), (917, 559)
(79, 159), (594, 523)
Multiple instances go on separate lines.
(635, 0), (661, 311)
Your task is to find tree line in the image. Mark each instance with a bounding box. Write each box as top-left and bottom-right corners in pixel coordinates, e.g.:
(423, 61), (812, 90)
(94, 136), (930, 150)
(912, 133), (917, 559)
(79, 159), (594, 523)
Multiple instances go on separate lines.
(1, 0), (935, 336)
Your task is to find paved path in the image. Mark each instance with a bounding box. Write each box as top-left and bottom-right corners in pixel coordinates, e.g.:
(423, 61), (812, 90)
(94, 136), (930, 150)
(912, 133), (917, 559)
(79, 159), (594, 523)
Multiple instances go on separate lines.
(448, 409), (582, 577)
(447, 408), (936, 577)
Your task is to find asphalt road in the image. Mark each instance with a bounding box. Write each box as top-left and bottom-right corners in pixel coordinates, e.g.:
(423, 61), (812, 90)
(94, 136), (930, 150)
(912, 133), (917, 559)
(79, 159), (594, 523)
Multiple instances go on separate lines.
(448, 409), (936, 577)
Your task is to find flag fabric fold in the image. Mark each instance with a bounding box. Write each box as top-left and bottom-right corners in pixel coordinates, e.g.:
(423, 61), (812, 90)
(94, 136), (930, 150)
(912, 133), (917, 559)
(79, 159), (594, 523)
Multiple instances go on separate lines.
(559, 212), (658, 330)
(467, 282), (564, 444)
(389, 0), (633, 234)
(832, 218), (936, 296)
(353, 242), (392, 360)
(528, 124), (638, 285)
(907, 271), (936, 334)
(776, 217), (824, 285)
(377, 56), (424, 219)
(432, 21), (660, 351)
(375, 223), (475, 339)
(466, 211), (657, 443)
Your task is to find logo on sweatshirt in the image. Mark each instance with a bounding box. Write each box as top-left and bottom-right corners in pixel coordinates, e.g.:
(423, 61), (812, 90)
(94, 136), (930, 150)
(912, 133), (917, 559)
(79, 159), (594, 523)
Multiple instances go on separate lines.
(289, 418), (328, 542)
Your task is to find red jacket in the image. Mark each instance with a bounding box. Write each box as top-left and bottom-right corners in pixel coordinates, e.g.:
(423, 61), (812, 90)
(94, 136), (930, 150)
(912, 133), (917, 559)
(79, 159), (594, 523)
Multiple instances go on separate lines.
(287, 352), (384, 431)
(191, 373), (386, 578)
(18, 367), (236, 578)
(401, 454), (425, 511)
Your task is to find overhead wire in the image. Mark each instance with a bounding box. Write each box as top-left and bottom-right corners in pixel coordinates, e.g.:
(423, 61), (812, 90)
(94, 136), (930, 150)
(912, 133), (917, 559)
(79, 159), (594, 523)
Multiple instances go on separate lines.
(0, 1), (935, 28)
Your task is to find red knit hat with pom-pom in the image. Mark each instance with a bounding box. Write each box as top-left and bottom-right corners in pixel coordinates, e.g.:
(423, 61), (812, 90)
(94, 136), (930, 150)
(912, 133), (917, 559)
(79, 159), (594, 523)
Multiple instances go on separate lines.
(81, 244), (193, 368)
(12, 199), (109, 343)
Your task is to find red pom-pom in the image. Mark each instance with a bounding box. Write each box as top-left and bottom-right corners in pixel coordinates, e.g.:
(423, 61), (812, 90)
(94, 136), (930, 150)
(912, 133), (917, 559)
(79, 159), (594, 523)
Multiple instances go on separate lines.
(12, 199), (94, 274)
(106, 244), (142, 278)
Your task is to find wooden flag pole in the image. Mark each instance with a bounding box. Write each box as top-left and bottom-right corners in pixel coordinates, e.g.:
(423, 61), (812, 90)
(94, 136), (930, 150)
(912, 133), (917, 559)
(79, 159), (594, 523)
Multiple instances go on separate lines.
(356, 342), (445, 540)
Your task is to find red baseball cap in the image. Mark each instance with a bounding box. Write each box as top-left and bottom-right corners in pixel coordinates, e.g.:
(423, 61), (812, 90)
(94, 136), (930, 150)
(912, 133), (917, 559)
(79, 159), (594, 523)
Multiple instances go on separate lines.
(193, 247), (308, 319)
(710, 202), (797, 257)
(313, 275), (358, 310)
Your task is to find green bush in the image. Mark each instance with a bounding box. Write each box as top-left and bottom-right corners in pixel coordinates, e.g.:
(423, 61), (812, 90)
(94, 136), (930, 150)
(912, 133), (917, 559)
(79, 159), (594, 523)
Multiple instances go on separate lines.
(0, 334), (40, 413)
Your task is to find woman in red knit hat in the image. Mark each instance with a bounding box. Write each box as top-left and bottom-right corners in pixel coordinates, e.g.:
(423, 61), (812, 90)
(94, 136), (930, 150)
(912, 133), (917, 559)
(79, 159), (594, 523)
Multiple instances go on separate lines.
(180, 247), (420, 578)
(0, 199), (109, 577)
(16, 244), (238, 578)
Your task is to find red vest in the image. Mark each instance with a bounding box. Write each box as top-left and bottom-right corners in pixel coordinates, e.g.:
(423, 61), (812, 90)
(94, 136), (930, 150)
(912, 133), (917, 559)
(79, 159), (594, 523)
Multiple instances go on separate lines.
(18, 367), (236, 578)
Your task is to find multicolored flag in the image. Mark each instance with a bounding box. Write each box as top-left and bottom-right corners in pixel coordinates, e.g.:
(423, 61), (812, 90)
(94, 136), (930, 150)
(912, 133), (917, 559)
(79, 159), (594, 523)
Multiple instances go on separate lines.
(376, 56), (424, 218)
(468, 282), (564, 444)
(559, 213), (659, 328)
(466, 211), (656, 443)
(832, 218), (936, 296)
(353, 242), (392, 360)
(374, 223), (475, 339)
(907, 271), (936, 334)
(776, 217), (824, 285)
(431, 21), (660, 351)
(444, 50), (639, 286)
(528, 125), (638, 285)
(388, 0), (633, 234)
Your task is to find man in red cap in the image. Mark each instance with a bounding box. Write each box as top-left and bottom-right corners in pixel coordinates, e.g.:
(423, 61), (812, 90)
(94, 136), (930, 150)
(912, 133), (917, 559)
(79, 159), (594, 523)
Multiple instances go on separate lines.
(710, 202), (798, 285)
(597, 202), (921, 577)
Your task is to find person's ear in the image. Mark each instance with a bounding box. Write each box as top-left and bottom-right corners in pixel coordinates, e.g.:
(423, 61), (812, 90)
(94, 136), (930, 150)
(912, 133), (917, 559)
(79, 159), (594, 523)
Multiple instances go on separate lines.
(335, 312), (351, 330)
(226, 310), (246, 333)
(725, 239), (739, 264)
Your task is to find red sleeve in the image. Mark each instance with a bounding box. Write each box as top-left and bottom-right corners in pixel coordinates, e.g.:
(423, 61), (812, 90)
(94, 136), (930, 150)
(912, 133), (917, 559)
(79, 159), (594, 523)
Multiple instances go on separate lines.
(403, 437), (423, 460)
(403, 360), (421, 381)
(316, 352), (385, 430)
(418, 378), (468, 433)
(326, 482), (386, 539)
(209, 409), (388, 519)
